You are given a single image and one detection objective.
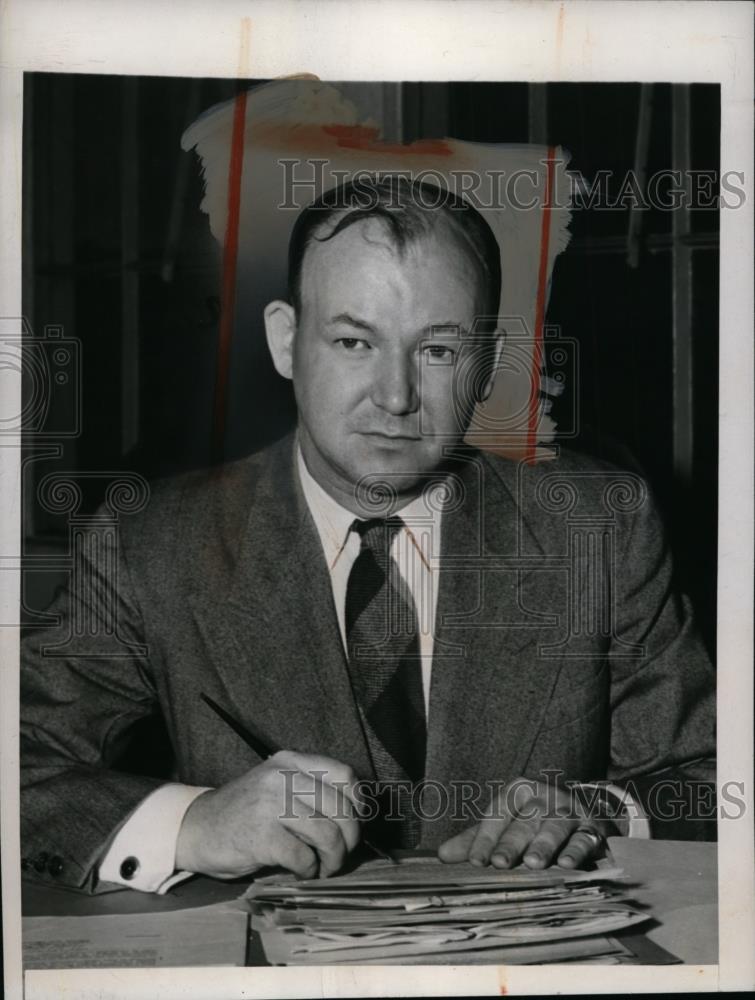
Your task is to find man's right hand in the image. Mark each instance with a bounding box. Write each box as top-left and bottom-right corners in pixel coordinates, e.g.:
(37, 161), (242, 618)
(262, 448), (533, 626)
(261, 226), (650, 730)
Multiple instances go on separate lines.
(175, 751), (362, 880)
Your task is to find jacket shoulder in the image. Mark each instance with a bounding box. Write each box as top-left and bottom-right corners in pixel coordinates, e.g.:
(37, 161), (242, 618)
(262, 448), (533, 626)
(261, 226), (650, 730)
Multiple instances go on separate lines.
(478, 444), (634, 491)
(120, 437), (291, 564)
(476, 445), (656, 549)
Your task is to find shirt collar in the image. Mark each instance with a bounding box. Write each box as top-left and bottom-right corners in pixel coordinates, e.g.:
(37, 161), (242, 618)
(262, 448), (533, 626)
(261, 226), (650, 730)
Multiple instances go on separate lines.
(296, 443), (442, 571)
(296, 446), (356, 570)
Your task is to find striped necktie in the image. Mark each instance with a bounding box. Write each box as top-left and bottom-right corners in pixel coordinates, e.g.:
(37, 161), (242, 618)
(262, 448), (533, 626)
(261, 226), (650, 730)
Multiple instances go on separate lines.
(344, 517), (426, 847)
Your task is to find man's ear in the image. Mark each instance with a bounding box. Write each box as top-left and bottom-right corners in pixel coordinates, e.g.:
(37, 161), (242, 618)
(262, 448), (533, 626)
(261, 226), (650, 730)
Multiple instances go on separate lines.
(264, 300), (297, 380)
(478, 330), (505, 402)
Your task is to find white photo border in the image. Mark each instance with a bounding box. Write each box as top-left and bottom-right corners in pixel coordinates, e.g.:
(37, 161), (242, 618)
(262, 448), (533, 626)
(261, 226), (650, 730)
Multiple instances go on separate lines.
(1, 1), (752, 997)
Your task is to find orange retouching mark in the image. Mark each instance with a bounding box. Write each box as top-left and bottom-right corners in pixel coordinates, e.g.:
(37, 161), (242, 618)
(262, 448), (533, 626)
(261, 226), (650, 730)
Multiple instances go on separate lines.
(406, 526), (431, 572)
(497, 960), (507, 994)
(526, 147), (555, 465)
(322, 124), (453, 156)
(213, 90), (247, 461)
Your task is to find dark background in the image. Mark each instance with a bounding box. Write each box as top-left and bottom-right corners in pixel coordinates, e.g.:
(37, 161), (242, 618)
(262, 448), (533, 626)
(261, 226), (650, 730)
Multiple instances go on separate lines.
(22, 76), (719, 661)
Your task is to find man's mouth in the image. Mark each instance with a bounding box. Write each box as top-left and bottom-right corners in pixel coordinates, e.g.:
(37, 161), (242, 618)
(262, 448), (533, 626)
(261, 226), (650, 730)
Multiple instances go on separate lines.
(361, 431), (421, 442)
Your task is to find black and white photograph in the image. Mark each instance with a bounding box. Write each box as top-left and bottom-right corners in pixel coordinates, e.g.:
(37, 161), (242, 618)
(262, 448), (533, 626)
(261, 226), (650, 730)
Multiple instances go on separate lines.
(1, 2), (753, 998)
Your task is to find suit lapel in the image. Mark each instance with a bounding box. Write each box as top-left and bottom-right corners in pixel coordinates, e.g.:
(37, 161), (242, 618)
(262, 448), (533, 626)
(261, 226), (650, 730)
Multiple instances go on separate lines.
(189, 436), (374, 779)
(187, 437), (564, 798)
(426, 450), (563, 800)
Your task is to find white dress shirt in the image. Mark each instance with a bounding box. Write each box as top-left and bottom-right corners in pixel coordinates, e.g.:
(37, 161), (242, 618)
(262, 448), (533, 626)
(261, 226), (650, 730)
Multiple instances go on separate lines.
(296, 446), (444, 715)
(97, 445), (646, 893)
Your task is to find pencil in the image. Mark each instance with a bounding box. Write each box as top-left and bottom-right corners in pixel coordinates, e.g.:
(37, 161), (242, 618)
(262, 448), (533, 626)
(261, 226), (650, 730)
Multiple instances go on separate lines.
(200, 692), (394, 865)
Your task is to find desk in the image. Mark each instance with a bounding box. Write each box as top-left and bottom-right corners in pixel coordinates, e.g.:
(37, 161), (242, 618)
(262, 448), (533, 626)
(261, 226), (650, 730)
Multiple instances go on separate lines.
(23, 838), (717, 966)
(609, 837), (718, 964)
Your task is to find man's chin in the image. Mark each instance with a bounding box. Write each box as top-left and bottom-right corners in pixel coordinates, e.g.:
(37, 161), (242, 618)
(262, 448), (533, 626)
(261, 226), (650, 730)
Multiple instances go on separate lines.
(347, 447), (447, 512)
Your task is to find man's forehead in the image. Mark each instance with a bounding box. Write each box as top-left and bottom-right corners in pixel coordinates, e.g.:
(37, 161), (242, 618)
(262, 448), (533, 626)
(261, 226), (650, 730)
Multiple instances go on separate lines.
(299, 215), (482, 295)
(303, 244), (480, 326)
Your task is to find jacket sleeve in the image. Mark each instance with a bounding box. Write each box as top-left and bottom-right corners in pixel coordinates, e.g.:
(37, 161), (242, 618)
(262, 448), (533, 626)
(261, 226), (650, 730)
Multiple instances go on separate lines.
(20, 510), (168, 893)
(607, 481), (716, 833)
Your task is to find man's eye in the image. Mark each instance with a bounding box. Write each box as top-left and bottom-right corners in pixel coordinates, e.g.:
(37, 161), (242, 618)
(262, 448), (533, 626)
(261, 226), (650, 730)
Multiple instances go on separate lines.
(336, 338), (370, 351)
(424, 344), (457, 362)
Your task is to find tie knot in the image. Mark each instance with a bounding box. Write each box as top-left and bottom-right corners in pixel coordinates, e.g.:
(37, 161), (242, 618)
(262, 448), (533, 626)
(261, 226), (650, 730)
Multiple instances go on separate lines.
(350, 517), (404, 555)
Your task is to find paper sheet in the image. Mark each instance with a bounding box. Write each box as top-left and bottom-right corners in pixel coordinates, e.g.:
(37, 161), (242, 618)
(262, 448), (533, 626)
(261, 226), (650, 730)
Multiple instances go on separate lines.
(23, 903), (248, 970)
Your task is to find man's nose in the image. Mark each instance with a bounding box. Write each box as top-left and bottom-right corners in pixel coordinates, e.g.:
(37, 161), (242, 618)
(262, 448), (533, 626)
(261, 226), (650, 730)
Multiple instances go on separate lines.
(371, 354), (419, 416)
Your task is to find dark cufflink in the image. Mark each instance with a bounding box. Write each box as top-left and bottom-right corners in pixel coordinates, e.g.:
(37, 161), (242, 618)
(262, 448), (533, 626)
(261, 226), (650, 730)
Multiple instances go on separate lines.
(47, 855), (64, 877)
(119, 856), (139, 880)
(33, 852), (49, 873)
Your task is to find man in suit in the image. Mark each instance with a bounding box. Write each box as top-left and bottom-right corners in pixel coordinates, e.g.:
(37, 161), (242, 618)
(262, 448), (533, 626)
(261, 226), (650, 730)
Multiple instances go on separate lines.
(20, 176), (715, 894)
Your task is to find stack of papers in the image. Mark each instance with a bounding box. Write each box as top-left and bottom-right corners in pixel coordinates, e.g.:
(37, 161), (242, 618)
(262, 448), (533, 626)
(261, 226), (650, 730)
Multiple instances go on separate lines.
(246, 855), (650, 965)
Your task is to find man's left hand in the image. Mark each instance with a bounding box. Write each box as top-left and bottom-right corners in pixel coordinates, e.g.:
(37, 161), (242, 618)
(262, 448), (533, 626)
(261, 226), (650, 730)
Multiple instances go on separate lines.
(437, 776), (611, 871)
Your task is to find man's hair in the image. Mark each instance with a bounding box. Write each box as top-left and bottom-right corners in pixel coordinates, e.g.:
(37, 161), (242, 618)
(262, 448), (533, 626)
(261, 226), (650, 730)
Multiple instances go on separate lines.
(287, 174), (502, 321)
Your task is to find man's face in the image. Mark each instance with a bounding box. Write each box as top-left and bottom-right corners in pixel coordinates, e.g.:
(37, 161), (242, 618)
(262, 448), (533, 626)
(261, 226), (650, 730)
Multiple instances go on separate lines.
(287, 219), (491, 510)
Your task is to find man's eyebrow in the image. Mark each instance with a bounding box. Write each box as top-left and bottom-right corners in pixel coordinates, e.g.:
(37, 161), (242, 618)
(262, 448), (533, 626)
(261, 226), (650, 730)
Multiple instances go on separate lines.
(326, 314), (470, 337)
(425, 323), (469, 338)
(423, 323), (468, 347)
(326, 313), (377, 333)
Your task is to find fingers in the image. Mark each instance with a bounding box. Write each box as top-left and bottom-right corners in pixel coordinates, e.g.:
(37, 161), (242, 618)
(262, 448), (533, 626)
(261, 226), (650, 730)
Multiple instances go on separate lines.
(314, 778), (362, 852)
(556, 828), (604, 870)
(487, 815), (539, 868)
(438, 808), (515, 868)
(438, 778), (599, 872)
(466, 779), (528, 866)
(268, 750), (362, 819)
(437, 825), (478, 863)
(270, 823), (320, 880)
(438, 778), (532, 867)
(469, 815), (513, 866)
(279, 795), (349, 877)
(269, 752), (362, 876)
(519, 817), (574, 869)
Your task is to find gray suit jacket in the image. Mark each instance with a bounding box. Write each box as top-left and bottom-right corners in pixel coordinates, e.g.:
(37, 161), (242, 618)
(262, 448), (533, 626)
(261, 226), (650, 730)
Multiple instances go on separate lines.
(20, 434), (715, 891)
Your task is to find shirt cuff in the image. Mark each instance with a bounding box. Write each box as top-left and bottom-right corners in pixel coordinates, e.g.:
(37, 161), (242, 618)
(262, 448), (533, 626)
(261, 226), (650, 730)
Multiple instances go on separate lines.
(579, 782), (652, 839)
(97, 783), (211, 894)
